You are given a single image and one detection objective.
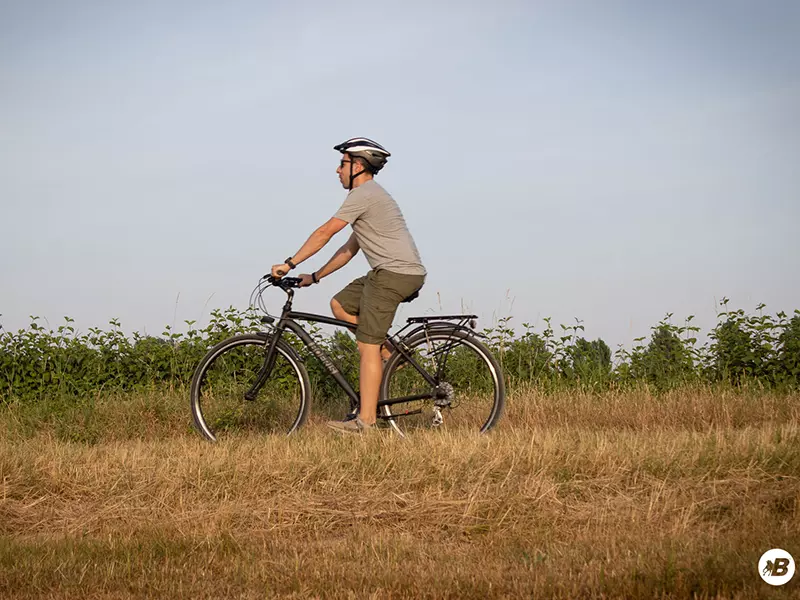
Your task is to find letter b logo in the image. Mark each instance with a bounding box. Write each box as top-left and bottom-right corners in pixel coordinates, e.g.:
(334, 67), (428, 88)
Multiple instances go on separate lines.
(759, 549), (795, 586)
(773, 557), (790, 577)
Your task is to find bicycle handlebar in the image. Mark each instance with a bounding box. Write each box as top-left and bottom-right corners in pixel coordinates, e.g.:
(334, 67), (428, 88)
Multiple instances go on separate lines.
(263, 274), (304, 289)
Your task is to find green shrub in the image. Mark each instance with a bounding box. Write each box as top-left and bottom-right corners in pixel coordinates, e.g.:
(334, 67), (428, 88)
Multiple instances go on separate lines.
(1, 299), (797, 402)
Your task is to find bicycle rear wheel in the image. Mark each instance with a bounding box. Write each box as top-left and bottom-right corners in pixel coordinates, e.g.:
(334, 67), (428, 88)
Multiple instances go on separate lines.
(190, 333), (310, 441)
(379, 328), (504, 435)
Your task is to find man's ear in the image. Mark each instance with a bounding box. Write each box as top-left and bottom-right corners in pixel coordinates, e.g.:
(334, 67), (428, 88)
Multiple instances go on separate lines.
(355, 157), (372, 173)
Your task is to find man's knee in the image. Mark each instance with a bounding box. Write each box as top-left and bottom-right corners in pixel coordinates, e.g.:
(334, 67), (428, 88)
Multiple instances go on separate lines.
(331, 297), (357, 321)
(357, 340), (381, 356)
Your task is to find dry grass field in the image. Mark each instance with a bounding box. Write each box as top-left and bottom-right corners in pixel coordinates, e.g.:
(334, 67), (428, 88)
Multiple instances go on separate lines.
(1, 386), (798, 598)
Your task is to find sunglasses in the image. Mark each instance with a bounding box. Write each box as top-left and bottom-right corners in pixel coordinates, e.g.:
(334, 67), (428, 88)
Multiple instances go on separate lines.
(339, 159), (353, 168)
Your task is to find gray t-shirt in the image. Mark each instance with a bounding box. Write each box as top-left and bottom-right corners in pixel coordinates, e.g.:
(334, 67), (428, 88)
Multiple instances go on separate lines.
(333, 180), (426, 276)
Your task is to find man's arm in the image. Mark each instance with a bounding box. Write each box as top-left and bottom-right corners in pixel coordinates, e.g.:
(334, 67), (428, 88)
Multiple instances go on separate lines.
(314, 233), (360, 280)
(290, 217), (349, 265)
(271, 217), (348, 277)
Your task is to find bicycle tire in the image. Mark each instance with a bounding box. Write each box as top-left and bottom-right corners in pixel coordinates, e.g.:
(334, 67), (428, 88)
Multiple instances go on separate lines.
(379, 328), (505, 435)
(190, 333), (311, 441)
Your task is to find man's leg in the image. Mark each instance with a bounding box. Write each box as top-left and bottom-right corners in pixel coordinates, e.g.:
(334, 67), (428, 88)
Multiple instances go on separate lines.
(332, 297), (392, 361)
(328, 271), (422, 431)
(327, 277), (383, 432)
(356, 341), (382, 426)
(330, 297), (358, 325)
(332, 297), (385, 423)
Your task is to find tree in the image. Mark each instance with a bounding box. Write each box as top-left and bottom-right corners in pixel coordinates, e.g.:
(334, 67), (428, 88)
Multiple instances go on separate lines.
(632, 324), (695, 390)
(567, 337), (612, 383)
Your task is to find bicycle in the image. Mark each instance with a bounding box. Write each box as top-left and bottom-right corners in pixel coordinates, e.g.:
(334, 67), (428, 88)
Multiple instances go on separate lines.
(190, 275), (505, 441)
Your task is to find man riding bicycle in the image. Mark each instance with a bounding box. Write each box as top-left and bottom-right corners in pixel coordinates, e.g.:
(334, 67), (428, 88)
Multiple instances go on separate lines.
(271, 137), (426, 433)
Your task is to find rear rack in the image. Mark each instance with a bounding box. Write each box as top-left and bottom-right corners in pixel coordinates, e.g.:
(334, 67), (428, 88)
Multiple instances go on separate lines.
(406, 314), (478, 323)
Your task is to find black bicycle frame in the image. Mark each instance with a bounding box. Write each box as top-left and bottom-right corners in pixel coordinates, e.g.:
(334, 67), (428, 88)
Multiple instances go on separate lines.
(245, 289), (441, 414)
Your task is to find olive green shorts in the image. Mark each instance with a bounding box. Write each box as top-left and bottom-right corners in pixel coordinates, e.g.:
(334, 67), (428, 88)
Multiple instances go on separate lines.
(334, 269), (425, 345)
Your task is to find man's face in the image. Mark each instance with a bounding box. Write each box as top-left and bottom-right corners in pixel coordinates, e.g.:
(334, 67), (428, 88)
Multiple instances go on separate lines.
(336, 154), (355, 189)
(336, 154), (366, 189)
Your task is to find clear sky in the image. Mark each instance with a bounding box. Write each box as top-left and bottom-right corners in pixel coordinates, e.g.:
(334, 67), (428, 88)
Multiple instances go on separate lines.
(2, 0), (799, 349)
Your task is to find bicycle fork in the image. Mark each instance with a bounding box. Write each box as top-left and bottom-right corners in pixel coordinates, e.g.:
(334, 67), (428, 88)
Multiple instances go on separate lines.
(244, 332), (282, 401)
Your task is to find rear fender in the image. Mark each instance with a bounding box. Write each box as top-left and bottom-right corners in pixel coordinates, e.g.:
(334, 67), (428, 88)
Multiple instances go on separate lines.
(401, 321), (484, 342)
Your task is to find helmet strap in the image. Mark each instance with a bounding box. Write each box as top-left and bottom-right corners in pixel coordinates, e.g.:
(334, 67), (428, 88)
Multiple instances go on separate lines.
(347, 155), (368, 190)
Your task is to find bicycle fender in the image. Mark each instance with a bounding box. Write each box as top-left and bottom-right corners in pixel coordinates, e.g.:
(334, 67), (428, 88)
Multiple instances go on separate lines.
(402, 322), (486, 340)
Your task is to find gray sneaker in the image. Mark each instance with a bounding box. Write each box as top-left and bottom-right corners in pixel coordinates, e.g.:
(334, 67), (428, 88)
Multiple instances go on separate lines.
(326, 416), (377, 435)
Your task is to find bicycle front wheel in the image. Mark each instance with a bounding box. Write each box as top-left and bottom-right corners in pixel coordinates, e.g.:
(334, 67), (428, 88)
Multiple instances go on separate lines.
(379, 329), (505, 435)
(190, 333), (310, 441)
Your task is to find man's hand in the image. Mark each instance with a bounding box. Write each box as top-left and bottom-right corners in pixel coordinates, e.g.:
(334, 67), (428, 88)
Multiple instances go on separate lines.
(271, 263), (291, 278)
(297, 274), (315, 287)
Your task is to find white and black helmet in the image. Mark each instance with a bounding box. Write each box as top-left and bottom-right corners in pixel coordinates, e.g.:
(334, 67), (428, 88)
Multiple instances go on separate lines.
(334, 137), (391, 174)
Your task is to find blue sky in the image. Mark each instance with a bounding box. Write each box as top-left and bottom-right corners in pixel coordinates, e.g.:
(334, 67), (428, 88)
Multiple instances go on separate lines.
(2, 0), (798, 349)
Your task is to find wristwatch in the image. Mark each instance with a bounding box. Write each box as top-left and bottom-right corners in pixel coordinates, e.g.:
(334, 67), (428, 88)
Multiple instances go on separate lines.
(311, 272), (319, 284)
(285, 257), (296, 270)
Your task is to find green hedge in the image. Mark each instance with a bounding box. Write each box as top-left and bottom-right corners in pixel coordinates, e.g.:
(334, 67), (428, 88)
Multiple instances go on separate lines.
(2, 299), (798, 402)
